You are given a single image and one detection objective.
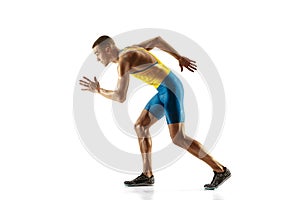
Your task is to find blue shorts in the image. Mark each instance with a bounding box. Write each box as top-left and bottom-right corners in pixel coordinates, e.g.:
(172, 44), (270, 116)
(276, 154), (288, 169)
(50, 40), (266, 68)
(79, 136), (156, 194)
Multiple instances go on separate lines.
(144, 71), (185, 124)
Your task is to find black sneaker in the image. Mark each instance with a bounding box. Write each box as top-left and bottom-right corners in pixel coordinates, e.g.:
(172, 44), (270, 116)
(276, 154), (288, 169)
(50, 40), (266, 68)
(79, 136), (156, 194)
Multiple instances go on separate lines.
(204, 167), (231, 190)
(124, 173), (155, 187)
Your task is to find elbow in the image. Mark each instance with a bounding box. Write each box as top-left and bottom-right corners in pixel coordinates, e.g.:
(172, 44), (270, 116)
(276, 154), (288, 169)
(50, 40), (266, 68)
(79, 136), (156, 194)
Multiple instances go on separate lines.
(155, 36), (162, 40)
(115, 93), (126, 103)
(144, 36), (162, 50)
(118, 97), (126, 103)
(154, 36), (162, 45)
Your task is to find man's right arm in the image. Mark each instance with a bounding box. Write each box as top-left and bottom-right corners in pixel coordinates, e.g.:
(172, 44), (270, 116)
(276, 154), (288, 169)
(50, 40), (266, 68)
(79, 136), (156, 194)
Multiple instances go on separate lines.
(98, 61), (130, 103)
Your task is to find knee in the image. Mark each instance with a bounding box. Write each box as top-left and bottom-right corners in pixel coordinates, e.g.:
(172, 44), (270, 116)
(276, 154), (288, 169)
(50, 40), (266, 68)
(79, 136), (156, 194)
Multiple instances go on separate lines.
(134, 122), (145, 132)
(170, 131), (185, 147)
(134, 122), (149, 136)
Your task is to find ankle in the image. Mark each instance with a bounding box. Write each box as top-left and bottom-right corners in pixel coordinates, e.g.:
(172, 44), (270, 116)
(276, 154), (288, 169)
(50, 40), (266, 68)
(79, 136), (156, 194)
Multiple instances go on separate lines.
(143, 172), (153, 177)
(214, 166), (225, 173)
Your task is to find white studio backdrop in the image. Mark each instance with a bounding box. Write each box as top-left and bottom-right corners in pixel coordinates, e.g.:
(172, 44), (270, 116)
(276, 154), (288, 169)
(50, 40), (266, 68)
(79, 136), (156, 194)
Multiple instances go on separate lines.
(0, 0), (300, 200)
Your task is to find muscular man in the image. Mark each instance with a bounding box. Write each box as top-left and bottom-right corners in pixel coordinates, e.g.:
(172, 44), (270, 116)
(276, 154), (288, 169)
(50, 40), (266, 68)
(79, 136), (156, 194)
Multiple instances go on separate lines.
(79, 35), (231, 190)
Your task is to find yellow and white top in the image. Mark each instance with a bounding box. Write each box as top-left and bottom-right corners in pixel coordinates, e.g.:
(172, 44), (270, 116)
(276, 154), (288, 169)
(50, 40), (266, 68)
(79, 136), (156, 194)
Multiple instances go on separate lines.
(120, 47), (171, 88)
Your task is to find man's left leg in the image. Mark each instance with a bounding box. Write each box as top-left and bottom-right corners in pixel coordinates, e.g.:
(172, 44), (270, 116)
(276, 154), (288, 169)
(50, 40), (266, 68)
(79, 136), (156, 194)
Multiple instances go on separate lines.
(168, 122), (231, 189)
(168, 122), (224, 171)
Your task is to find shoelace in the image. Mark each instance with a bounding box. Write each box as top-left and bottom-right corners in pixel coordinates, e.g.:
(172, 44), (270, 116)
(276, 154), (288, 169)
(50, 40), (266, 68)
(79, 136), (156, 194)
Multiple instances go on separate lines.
(134, 174), (147, 181)
(211, 171), (225, 185)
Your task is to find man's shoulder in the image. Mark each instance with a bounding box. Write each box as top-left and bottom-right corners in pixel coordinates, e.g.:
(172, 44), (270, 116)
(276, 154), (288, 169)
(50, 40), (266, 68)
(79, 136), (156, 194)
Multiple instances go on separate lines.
(121, 45), (143, 53)
(119, 46), (144, 59)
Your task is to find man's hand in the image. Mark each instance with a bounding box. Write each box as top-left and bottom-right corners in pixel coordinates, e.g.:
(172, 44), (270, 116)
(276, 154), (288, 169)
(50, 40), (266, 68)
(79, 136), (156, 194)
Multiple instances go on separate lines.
(79, 76), (100, 93)
(178, 56), (197, 72)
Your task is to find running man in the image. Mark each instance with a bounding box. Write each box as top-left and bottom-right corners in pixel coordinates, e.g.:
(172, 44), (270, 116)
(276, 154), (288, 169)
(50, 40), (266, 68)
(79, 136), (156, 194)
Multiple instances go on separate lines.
(79, 35), (231, 190)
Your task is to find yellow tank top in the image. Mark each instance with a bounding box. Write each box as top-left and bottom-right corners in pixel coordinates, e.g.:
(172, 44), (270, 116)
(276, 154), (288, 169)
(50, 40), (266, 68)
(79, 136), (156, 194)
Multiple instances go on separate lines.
(120, 47), (171, 88)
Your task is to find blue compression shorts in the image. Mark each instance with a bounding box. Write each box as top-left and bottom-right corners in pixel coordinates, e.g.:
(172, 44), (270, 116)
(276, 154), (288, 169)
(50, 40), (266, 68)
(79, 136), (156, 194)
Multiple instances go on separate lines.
(144, 71), (185, 124)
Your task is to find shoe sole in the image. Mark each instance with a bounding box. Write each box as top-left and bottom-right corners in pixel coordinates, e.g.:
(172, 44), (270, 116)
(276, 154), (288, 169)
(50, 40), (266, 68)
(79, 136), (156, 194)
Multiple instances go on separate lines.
(124, 183), (154, 187)
(204, 173), (231, 190)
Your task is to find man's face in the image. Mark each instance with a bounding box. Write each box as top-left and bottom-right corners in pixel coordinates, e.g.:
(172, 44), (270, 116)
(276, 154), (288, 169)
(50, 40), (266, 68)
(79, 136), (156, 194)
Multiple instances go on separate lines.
(93, 45), (110, 66)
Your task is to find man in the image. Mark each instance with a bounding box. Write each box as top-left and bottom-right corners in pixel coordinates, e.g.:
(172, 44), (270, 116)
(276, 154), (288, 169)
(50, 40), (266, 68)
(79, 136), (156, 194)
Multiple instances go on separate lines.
(79, 35), (231, 190)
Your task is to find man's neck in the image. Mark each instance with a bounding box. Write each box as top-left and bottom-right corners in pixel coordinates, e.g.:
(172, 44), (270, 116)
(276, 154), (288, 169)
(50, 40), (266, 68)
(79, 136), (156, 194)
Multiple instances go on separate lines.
(111, 48), (120, 63)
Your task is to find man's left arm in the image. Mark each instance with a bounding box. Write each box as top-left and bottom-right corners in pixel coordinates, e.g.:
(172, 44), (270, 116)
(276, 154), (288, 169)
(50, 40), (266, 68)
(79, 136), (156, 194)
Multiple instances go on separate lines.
(137, 36), (197, 72)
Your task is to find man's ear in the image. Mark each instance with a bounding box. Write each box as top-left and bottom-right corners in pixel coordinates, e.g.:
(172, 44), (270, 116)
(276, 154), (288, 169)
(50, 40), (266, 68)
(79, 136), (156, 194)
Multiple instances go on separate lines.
(105, 46), (111, 54)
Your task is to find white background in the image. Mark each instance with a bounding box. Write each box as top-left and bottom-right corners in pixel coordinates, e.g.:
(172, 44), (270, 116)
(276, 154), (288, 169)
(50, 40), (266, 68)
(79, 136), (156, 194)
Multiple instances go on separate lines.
(1, 0), (300, 199)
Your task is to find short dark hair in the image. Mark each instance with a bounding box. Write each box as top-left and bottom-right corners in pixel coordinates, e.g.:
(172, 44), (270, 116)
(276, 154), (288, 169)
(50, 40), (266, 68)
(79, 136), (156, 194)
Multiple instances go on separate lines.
(92, 35), (114, 48)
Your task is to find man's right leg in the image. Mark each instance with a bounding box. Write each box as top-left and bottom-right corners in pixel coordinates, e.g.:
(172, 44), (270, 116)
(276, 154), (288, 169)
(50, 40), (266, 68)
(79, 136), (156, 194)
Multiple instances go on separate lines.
(124, 109), (159, 187)
(134, 109), (159, 177)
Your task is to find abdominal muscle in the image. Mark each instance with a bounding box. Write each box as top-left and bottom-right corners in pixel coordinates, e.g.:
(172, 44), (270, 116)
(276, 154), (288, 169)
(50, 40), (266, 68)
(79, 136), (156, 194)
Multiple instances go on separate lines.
(130, 64), (170, 88)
